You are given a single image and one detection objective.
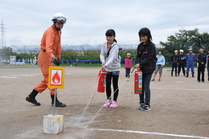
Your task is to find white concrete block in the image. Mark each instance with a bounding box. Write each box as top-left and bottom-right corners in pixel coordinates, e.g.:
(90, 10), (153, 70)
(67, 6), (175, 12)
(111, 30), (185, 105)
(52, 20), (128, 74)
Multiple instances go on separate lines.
(43, 114), (64, 134)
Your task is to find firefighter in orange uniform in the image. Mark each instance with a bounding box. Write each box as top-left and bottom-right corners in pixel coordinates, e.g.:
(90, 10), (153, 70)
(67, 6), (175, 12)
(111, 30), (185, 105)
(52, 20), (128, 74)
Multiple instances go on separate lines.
(26, 13), (66, 107)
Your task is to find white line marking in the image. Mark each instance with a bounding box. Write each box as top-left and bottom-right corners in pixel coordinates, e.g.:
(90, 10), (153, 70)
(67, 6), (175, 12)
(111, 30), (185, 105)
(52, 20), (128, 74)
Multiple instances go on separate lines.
(91, 128), (209, 139)
(0, 76), (17, 78)
(153, 87), (208, 91)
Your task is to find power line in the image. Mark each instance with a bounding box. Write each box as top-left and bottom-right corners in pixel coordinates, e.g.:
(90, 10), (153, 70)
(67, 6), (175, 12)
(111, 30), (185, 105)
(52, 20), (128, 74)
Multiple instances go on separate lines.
(0, 20), (6, 48)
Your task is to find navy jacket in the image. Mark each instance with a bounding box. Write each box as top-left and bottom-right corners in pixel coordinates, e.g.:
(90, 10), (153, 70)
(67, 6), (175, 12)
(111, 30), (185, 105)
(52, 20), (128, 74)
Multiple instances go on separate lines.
(197, 53), (206, 67)
(206, 54), (209, 67)
(136, 41), (156, 74)
(171, 55), (179, 62)
(178, 54), (186, 64)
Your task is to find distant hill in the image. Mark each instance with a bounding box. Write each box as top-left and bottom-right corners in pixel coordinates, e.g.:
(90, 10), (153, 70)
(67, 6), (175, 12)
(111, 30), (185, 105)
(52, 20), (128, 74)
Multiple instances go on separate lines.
(8, 43), (163, 53)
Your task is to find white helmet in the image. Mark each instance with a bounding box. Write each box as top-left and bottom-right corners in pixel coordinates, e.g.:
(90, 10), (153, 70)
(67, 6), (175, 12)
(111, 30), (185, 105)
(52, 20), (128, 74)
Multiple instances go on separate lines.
(189, 48), (193, 51)
(127, 53), (131, 56)
(52, 13), (67, 24)
(174, 50), (178, 53)
(179, 49), (184, 53)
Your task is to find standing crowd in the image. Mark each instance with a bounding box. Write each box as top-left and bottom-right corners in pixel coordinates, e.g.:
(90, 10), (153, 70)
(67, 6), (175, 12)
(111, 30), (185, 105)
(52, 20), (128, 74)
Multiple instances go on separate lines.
(169, 48), (209, 83)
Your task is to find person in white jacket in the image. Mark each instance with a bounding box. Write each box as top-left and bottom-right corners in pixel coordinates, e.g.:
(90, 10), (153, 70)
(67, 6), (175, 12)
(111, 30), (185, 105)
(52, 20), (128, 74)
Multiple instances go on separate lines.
(100, 29), (121, 108)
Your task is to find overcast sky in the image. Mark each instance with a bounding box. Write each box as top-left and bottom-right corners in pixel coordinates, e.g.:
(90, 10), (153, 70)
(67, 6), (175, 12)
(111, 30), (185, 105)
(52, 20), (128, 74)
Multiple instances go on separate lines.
(1, 0), (209, 47)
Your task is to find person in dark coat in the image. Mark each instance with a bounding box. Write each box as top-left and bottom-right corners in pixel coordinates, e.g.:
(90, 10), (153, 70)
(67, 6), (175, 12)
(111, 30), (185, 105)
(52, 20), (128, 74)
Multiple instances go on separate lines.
(171, 50), (179, 76)
(135, 27), (156, 111)
(178, 49), (186, 76)
(196, 47), (206, 82)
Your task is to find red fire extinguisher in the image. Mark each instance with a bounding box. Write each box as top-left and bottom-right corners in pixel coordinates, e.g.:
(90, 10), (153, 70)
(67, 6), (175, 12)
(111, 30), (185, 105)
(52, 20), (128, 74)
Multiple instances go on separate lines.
(97, 69), (107, 93)
(134, 69), (143, 94)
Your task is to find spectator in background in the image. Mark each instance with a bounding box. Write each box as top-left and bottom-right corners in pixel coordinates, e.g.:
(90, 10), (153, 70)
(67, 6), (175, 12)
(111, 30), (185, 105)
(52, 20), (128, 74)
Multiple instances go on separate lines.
(171, 50), (179, 77)
(124, 53), (132, 81)
(206, 50), (209, 83)
(178, 49), (186, 76)
(186, 48), (196, 78)
(196, 47), (206, 82)
(152, 50), (165, 81)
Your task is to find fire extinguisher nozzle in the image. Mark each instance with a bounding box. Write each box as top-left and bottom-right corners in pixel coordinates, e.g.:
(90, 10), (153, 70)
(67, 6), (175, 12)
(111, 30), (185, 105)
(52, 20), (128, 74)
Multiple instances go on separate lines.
(130, 67), (136, 74)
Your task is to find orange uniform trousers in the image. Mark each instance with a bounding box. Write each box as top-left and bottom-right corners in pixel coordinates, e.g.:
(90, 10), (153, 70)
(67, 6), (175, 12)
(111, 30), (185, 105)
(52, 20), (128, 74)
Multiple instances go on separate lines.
(34, 51), (56, 95)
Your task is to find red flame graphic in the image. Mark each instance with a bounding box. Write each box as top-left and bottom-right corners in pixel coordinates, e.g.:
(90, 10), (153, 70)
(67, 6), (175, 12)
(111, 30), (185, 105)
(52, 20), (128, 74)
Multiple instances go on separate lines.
(52, 71), (60, 84)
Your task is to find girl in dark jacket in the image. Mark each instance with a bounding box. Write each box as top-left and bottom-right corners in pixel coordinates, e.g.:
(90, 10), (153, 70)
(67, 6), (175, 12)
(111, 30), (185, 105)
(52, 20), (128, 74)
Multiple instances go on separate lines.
(135, 27), (156, 111)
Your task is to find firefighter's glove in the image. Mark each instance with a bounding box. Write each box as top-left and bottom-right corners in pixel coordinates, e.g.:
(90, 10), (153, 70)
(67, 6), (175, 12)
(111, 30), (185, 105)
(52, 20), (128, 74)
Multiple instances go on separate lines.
(57, 59), (61, 66)
(52, 57), (61, 66)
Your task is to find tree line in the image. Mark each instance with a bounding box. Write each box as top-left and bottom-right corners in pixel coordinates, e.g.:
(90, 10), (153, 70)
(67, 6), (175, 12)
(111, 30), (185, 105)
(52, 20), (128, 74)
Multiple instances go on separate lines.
(160, 28), (209, 59)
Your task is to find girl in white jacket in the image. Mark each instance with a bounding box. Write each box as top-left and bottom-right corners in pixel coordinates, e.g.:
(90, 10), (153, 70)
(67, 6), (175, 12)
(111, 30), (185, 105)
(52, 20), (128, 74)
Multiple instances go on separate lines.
(100, 29), (121, 108)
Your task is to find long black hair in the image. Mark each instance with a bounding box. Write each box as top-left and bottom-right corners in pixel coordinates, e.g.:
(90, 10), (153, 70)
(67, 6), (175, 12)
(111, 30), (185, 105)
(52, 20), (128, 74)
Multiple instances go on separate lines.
(105, 29), (117, 43)
(138, 27), (152, 42)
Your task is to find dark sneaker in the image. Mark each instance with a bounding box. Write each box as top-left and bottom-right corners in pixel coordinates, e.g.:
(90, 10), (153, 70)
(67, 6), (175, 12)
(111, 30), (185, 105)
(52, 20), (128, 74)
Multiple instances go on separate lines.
(139, 103), (145, 111)
(144, 105), (151, 111)
(26, 96), (41, 106)
(158, 79), (161, 82)
(51, 101), (66, 107)
(151, 79), (155, 81)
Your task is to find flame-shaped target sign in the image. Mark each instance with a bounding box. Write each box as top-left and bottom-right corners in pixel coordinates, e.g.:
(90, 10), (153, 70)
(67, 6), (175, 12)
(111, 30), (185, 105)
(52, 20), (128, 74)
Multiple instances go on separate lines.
(52, 71), (61, 84)
(48, 66), (65, 89)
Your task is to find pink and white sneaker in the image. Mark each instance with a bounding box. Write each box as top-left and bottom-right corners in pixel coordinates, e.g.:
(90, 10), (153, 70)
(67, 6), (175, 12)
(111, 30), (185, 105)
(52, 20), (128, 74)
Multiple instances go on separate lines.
(110, 101), (118, 108)
(103, 100), (112, 108)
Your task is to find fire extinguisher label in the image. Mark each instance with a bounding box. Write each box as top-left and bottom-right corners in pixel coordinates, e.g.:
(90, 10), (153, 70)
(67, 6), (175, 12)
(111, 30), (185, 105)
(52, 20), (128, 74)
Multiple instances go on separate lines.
(104, 75), (106, 87)
(138, 73), (142, 88)
(134, 70), (143, 94)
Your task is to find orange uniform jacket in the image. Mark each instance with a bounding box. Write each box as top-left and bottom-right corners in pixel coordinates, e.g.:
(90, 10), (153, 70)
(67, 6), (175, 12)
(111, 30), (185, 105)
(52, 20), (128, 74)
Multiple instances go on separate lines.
(40, 25), (62, 59)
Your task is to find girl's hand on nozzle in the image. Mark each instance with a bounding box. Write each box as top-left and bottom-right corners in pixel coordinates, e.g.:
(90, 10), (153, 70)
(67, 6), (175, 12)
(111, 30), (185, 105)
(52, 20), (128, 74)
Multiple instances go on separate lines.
(102, 64), (106, 69)
(135, 64), (140, 68)
(102, 62), (106, 66)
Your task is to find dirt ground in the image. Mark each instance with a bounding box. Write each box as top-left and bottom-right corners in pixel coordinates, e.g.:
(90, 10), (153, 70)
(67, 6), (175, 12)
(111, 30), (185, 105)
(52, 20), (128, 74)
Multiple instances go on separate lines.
(0, 66), (209, 139)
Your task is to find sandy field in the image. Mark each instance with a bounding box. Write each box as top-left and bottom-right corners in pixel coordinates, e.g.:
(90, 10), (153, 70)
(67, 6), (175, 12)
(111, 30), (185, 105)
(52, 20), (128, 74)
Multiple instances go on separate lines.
(0, 66), (209, 139)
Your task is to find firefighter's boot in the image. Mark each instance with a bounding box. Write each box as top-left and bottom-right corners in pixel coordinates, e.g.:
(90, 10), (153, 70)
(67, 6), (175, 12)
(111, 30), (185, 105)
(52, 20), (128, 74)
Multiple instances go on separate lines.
(51, 95), (66, 107)
(26, 89), (41, 106)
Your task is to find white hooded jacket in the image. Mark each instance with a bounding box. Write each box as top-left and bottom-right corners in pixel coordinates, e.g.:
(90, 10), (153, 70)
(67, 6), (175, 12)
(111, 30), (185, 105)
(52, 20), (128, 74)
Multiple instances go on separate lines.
(100, 42), (121, 72)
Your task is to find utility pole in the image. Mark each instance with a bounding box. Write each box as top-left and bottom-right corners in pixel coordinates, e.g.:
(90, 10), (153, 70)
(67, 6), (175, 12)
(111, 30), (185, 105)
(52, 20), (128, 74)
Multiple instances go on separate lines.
(0, 20), (6, 66)
(0, 20), (6, 48)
